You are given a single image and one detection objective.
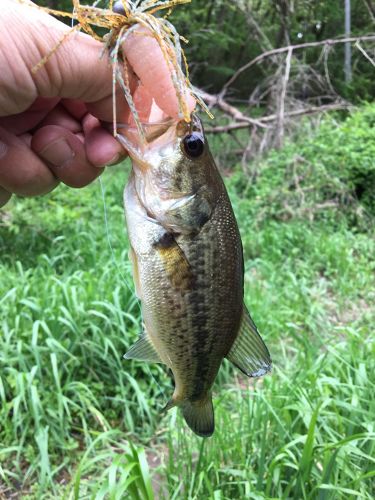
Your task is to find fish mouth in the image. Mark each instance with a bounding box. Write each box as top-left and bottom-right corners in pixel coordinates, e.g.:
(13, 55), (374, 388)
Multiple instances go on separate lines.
(116, 114), (202, 163)
(116, 118), (179, 162)
(117, 118), (175, 143)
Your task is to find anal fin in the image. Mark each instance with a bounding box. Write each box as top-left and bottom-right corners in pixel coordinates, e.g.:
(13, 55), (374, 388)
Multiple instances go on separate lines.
(227, 306), (272, 377)
(124, 333), (164, 364)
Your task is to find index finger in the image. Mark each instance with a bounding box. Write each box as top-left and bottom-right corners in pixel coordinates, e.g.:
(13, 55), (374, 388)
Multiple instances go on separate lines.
(123, 26), (196, 120)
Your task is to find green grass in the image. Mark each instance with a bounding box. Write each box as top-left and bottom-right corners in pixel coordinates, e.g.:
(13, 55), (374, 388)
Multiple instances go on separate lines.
(0, 107), (374, 498)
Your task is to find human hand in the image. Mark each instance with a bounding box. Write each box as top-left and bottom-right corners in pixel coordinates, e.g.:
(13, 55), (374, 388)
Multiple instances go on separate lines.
(0, 0), (128, 207)
(0, 0), (195, 208)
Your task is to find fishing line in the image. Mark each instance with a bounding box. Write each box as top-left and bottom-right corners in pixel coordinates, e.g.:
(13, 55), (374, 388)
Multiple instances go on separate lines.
(99, 174), (169, 407)
(99, 175), (139, 303)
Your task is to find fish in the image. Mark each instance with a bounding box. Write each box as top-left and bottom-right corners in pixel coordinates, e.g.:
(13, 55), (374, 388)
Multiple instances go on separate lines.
(122, 114), (271, 437)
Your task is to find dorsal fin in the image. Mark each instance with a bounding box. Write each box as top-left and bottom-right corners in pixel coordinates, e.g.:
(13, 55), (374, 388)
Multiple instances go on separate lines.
(227, 306), (272, 377)
(124, 333), (164, 364)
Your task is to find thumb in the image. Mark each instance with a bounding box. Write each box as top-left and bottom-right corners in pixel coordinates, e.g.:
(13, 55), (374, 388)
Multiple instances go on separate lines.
(2, 0), (114, 112)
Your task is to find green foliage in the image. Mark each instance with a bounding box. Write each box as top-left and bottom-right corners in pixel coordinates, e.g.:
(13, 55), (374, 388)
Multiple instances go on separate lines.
(166, 330), (374, 498)
(1, 106), (375, 497)
(32, 1), (375, 100)
(231, 104), (375, 227)
(71, 437), (154, 500)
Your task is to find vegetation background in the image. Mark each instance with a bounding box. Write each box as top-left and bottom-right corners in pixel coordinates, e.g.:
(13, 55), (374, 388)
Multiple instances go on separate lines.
(0, 1), (374, 498)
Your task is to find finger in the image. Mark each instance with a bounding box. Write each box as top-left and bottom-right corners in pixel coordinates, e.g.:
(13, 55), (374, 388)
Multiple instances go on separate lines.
(82, 115), (126, 167)
(123, 27), (196, 119)
(61, 99), (88, 121)
(2, 1), (114, 114)
(0, 186), (12, 207)
(63, 95), (132, 128)
(32, 125), (104, 188)
(86, 76), (137, 123)
(0, 127), (58, 196)
(19, 133), (32, 148)
(0, 97), (60, 135)
(38, 104), (82, 133)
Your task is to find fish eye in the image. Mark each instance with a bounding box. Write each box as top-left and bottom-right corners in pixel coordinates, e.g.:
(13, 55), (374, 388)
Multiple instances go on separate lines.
(183, 133), (204, 158)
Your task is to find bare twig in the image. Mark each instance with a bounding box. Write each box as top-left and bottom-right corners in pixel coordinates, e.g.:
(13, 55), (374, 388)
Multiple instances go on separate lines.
(199, 90), (269, 129)
(362, 0), (375, 23)
(355, 41), (375, 66)
(238, 0), (274, 53)
(241, 127), (257, 176)
(200, 32), (373, 157)
(276, 47), (293, 147)
(322, 45), (337, 96)
(205, 103), (352, 133)
(219, 34), (375, 98)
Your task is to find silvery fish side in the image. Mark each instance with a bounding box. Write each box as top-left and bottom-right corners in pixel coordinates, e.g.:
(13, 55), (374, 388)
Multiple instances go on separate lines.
(123, 115), (271, 437)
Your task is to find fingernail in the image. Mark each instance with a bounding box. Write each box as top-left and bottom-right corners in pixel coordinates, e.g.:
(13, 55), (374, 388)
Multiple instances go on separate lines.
(107, 153), (121, 166)
(40, 139), (75, 167)
(0, 140), (8, 160)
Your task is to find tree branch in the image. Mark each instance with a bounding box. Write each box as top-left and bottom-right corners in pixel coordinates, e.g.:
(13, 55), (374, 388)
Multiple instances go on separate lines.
(199, 90), (269, 129)
(219, 34), (375, 98)
(276, 47), (293, 147)
(356, 41), (375, 66)
(205, 103), (353, 134)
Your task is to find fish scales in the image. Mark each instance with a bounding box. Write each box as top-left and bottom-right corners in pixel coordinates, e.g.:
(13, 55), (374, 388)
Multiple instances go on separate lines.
(124, 115), (271, 437)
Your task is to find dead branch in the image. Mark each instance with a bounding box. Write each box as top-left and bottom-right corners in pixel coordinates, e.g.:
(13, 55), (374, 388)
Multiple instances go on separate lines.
(356, 41), (375, 66)
(205, 103), (353, 134)
(219, 34), (375, 99)
(199, 90), (269, 129)
(235, 102), (351, 127)
(362, 0), (375, 23)
(200, 32), (374, 158)
(322, 45), (337, 96)
(276, 47), (292, 147)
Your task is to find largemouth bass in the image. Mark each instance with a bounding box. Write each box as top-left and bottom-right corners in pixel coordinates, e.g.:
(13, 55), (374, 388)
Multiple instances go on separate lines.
(123, 115), (271, 437)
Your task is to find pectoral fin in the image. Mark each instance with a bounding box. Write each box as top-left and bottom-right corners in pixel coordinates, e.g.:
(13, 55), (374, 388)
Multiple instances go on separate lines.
(154, 232), (194, 291)
(128, 246), (142, 299)
(227, 306), (272, 377)
(124, 333), (163, 364)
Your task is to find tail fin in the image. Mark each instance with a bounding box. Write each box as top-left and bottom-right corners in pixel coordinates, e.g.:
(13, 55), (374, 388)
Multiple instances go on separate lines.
(181, 395), (214, 438)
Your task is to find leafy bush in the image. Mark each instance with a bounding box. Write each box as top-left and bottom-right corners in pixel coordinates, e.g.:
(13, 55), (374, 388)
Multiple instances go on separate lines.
(229, 104), (375, 228)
